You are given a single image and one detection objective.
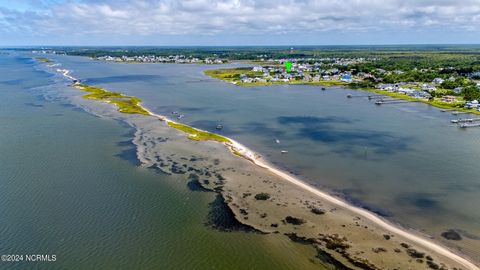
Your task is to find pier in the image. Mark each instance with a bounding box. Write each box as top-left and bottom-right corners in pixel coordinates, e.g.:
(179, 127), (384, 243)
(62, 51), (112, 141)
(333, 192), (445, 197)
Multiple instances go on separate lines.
(374, 99), (416, 105)
(450, 118), (480, 123)
(451, 111), (470, 115)
(459, 122), (480, 128)
(346, 94), (384, 99)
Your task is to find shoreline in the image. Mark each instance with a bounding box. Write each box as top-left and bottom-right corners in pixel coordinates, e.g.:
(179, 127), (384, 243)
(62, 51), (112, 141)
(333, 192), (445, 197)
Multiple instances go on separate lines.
(54, 64), (479, 269)
(204, 68), (480, 117)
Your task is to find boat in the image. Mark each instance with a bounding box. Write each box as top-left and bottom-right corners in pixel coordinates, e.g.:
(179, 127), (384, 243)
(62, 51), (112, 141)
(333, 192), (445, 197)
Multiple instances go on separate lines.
(177, 114), (184, 119)
(216, 124), (223, 130)
(321, 87), (326, 90)
(347, 94), (352, 98)
(275, 139), (280, 144)
(281, 150), (288, 154)
(172, 111), (179, 115)
(375, 100), (383, 105)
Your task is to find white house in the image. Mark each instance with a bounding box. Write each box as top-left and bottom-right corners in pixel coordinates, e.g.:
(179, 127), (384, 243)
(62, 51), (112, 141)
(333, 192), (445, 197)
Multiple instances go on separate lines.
(422, 83), (436, 91)
(465, 100), (479, 109)
(432, 78), (445, 85)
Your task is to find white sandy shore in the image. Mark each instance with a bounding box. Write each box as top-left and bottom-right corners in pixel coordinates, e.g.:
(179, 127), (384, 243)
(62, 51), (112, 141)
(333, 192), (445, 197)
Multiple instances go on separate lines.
(57, 67), (479, 270)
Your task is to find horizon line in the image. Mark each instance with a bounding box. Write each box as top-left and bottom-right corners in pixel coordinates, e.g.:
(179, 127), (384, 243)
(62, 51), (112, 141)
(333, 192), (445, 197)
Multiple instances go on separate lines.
(3, 43), (480, 48)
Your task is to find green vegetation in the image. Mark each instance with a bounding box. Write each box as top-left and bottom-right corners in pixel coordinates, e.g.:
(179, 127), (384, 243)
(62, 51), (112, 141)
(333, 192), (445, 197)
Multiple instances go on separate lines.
(166, 121), (230, 143)
(206, 67), (480, 114)
(357, 87), (480, 115)
(204, 68), (348, 87)
(463, 86), (480, 100)
(54, 45), (480, 116)
(76, 84), (150, 115)
(362, 88), (421, 102)
(46, 44), (480, 61)
(293, 80), (348, 87)
(36, 57), (52, 63)
(75, 84), (232, 143)
(205, 68), (263, 83)
(232, 150), (243, 157)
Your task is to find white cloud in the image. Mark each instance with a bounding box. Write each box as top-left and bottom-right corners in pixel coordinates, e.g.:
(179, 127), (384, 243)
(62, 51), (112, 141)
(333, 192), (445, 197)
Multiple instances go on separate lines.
(1, 0), (480, 37)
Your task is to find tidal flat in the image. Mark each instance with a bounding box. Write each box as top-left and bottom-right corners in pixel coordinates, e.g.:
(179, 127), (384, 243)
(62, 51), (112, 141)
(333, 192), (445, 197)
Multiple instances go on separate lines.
(66, 83), (476, 269)
(17, 52), (480, 269)
(0, 52), (327, 270)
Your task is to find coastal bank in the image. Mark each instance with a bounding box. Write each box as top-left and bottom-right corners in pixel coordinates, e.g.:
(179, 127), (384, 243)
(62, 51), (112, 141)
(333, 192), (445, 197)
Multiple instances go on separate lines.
(43, 57), (480, 270)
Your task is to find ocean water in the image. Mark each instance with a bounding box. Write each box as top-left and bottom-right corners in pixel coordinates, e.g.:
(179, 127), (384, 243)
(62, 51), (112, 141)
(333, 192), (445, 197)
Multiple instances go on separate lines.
(43, 53), (480, 260)
(0, 52), (324, 269)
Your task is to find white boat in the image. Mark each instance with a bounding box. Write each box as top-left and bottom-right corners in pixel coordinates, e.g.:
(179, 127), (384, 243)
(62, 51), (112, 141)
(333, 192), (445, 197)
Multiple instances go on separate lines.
(281, 150), (288, 154)
(275, 139), (280, 144)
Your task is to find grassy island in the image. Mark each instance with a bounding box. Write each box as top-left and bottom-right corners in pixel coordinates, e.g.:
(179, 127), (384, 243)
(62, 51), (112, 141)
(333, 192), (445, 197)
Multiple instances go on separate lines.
(74, 84), (230, 142)
(75, 84), (150, 115)
(36, 57), (52, 63)
(167, 121), (230, 143)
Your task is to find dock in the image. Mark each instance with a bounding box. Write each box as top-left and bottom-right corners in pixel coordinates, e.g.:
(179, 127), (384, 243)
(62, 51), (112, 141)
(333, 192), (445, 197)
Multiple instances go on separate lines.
(459, 122), (480, 128)
(374, 99), (416, 105)
(451, 111), (470, 115)
(346, 94), (384, 99)
(450, 118), (480, 123)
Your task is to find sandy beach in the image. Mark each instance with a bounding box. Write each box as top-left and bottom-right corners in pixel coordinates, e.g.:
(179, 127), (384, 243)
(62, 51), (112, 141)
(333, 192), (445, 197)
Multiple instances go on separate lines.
(57, 65), (479, 270)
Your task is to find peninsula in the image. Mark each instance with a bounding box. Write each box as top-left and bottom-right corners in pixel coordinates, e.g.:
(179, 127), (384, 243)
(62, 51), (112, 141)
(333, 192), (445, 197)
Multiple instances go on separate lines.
(42, 56), (479, 270)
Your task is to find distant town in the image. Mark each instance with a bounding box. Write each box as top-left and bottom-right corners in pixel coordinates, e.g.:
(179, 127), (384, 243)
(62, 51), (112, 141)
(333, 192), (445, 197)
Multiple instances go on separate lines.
(206, 57), (480, 114)
(32, 46), (480, 114)
(96, 55), (226, 64)
(236, 62), (477, 101)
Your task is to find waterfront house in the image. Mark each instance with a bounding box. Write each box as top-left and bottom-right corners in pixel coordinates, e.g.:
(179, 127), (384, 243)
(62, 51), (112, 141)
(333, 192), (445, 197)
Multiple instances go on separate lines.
(422, 83), (436, 91)
(465, 100), (479, 109)
(399, 88), (415, 95)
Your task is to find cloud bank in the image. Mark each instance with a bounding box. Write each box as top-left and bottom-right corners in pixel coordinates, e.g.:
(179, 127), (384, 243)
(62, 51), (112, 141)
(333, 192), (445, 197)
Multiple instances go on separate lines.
(1, 0), (480, 44)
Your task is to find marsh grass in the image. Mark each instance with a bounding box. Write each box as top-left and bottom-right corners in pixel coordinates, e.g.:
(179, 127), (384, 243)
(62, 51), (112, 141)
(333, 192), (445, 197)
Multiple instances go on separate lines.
(167, 121), (230, 143)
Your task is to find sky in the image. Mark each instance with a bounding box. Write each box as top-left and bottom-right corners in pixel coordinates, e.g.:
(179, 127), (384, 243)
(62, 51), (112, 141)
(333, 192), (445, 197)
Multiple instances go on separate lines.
(1, 0), (480, 46)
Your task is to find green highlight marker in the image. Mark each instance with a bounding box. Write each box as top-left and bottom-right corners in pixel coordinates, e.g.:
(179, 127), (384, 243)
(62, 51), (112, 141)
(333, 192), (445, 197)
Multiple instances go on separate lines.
(285, 61), (292, 73)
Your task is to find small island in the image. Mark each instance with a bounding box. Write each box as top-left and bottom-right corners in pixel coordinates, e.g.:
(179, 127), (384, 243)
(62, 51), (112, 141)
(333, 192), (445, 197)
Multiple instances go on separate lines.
(166, 121), (230, 143)
(36, 57), (52, 63)
(76, 84), (150, 115)
(74, 83), (230, 143)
